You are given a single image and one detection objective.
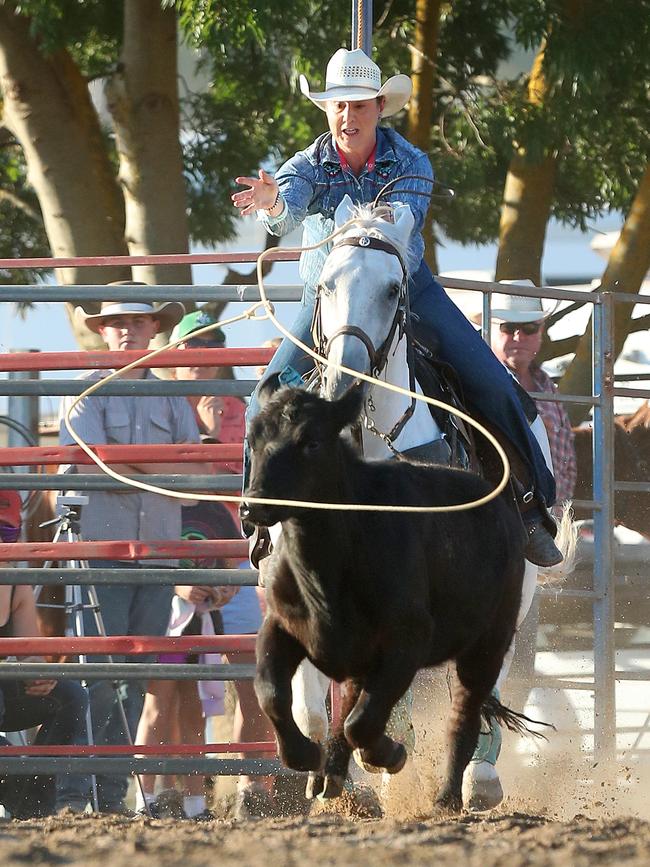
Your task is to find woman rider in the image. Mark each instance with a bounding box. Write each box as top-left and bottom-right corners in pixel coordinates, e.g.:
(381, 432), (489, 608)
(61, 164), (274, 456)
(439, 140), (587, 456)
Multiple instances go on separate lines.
(232, 48), (561, 567)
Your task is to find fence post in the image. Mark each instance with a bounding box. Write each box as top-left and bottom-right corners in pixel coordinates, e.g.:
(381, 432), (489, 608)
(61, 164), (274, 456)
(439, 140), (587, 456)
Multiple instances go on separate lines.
(351, 0), (373, 55)
(7, 350), (40, 452)
(591, 292), (617, 767)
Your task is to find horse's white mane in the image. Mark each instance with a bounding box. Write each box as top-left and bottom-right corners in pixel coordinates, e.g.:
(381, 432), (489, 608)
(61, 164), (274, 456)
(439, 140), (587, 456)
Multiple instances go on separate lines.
(341, 203), (410, 274)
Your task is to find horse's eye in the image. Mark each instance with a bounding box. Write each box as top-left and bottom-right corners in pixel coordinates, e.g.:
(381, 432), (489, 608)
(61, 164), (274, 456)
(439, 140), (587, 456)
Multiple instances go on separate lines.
(388, 281), (401, 297)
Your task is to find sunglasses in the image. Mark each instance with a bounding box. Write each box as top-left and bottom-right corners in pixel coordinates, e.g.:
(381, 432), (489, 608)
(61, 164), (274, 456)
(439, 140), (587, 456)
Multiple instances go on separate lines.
(499, 321), (543, 336)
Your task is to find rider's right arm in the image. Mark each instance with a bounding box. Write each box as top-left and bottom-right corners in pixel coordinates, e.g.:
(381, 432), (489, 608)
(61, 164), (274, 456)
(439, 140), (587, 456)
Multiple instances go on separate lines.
(257, 151), (316, 236)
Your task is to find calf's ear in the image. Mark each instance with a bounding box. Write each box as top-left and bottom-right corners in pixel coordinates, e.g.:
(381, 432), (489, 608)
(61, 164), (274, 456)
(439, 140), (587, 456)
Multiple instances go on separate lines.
(258, 372), (282, 409)
(331, 380), (366, 432)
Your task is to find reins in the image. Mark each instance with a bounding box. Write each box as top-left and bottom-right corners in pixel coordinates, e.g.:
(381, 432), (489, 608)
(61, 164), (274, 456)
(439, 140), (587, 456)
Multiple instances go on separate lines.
(63, 192), (510, 515)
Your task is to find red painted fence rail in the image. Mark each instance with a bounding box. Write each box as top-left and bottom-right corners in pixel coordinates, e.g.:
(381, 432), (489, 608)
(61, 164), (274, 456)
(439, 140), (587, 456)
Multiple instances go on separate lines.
(0, 538), (249, 562)
(0, 347), (274, 372)
(0, 743), (275, 756)
(0, 635), (257, 655)
(0, 251), (299, 269)
(0, 442), (243, 466)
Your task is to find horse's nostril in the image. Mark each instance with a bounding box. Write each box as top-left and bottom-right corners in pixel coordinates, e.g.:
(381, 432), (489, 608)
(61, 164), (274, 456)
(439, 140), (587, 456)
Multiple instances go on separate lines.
(239, 503), (251, 520)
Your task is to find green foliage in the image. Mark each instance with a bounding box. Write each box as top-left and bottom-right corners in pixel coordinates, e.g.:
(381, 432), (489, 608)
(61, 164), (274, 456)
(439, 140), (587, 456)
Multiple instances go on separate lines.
(9, 0), (121, 76)
(0, 146), (50, 287)
(1, 0), (649, 260)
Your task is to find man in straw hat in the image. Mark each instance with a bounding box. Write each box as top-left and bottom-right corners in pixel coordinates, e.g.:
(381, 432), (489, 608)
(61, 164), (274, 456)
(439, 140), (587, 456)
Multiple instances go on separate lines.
(484, 285), (576, 506)
(58, 285), (208, 814)
(233, 48), (562, 567)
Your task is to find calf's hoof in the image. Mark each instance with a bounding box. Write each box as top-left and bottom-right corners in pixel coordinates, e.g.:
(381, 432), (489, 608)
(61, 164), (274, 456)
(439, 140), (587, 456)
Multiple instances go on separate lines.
(355, 740), (407, 775)
(383, 742), (407, 775)
(281, 739), (324, 774)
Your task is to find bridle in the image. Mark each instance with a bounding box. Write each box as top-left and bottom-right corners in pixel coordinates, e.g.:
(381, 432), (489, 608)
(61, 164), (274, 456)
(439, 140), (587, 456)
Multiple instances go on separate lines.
(313, 231), (418, 450)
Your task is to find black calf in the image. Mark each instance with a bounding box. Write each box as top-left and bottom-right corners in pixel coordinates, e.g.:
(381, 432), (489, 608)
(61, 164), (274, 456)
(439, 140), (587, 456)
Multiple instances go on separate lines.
(243, 380), (527, 812)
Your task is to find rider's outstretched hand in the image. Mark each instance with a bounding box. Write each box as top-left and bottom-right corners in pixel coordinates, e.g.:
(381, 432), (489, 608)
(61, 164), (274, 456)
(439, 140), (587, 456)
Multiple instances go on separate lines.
(232, 169), (279, 216)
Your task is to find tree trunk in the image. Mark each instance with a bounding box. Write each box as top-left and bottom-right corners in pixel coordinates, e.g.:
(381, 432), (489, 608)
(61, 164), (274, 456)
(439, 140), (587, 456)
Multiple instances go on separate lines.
(494, 44), (557, 284)
(559, 162), (650, 424)
(106, 1), (191, 290)
(406, 0), (442, 274)
(0, 8), (129, 348)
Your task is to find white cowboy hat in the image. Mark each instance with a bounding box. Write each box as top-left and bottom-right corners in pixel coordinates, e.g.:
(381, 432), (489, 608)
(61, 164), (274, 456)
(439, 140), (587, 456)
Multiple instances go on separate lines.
(490, 280), (557, 323)
(299, 48), (412, 117)
(75, 288), (185, 334)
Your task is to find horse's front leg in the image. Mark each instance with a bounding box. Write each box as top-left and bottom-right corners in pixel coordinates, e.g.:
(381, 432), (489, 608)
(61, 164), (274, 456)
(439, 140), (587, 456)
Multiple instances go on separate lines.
(254, 617), (324, 773)
(307, 678), (362, 801)
(464, 559), (538, 810)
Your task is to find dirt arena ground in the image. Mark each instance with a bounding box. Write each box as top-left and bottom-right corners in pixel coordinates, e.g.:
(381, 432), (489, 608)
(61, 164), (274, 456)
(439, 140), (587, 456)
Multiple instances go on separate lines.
(3, 809), (650, 867)
(4, 620), (650, 866)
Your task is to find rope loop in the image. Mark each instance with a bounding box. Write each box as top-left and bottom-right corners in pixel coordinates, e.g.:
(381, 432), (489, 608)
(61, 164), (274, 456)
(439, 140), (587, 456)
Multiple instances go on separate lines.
(64, 205), (510, 514)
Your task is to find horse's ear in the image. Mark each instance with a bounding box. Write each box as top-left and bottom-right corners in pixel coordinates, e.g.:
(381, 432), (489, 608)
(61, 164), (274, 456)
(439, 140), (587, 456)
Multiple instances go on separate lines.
(331, 380), (366, 432)
(334, 195), (356, 229)
(258, 372), (282, 409)
(391, 202), (415, 245)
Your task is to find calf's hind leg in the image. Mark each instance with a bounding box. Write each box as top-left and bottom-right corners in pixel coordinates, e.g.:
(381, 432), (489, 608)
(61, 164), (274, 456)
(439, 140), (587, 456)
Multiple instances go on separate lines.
(436, 649), (506, 813)
(254, 618), (323, 773)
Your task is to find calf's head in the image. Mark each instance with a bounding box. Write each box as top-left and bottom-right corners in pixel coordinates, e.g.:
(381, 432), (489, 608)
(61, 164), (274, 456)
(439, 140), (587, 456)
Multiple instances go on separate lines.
(241, 376), (364, 526)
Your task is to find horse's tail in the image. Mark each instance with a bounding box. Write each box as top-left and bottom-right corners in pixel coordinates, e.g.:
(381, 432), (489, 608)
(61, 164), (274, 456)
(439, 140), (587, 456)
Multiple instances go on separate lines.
(537, 500), (578, 585)
(481, 694), (553, 741)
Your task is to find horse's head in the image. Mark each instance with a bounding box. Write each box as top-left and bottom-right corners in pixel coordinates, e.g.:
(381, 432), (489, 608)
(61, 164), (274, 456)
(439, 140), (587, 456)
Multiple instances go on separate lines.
(241, 375), (365, 526)
(319, 195), (414, 400)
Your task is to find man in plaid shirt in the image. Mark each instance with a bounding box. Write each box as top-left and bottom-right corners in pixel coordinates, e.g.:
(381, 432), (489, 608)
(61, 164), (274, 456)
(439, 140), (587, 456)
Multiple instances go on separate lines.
(487, 289), (577, 507)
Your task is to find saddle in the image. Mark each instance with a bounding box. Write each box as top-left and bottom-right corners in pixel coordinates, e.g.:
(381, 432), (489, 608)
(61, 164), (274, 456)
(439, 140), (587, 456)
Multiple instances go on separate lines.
(408, 338), (477, 471)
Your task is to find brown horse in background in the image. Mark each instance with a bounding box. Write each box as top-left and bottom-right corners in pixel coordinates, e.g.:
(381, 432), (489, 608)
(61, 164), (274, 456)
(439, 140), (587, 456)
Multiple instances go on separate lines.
(572, 400), (650, 539)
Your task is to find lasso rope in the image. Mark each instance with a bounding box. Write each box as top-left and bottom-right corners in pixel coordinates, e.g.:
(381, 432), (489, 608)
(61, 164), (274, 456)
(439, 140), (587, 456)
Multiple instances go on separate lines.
(64, 216), (510, 513)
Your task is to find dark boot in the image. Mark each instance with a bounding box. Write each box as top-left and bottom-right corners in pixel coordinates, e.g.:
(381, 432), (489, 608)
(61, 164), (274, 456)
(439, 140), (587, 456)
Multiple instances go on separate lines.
(512, 478), (563, 568)
(523, 512), (563, 567)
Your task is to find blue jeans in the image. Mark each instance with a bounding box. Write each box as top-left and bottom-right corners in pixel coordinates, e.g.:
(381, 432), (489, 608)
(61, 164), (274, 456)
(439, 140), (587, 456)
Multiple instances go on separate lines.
(0, 679), (90, 815)
(246, 261), (556, 506)
(76, 564), (174, 810)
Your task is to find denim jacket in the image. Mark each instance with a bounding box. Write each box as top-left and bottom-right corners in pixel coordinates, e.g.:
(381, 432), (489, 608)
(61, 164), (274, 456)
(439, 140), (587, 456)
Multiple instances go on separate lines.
(259, 127), (434, 299)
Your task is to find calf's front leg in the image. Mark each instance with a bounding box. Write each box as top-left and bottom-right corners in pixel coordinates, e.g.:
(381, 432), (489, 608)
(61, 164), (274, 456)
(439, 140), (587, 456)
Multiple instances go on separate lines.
(344, 634), (424, 773)
(254, 617), (324, 773)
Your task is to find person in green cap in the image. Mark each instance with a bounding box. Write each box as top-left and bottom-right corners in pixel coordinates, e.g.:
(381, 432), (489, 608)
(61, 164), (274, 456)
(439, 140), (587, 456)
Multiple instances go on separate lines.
(172, 310), (245, 463)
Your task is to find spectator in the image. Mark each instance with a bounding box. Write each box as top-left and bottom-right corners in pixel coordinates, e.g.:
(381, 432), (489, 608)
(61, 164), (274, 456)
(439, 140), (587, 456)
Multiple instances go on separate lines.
(486, 290), (577, 505)
(0, 490), (90, 817)
(133, 501), (240, 819)
(166, 310), (275, 818)
(172, 309), (246, 479)
(58, 288), (208, 814)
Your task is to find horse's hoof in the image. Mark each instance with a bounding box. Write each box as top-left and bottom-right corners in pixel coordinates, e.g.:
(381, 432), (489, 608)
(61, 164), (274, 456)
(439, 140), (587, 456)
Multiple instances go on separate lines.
(464, 777), (504, 812)
(305, 771), (324, 800)
(462, 760), (504, 812)
(317, 774), (345, 801)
